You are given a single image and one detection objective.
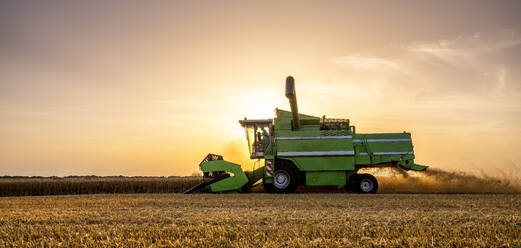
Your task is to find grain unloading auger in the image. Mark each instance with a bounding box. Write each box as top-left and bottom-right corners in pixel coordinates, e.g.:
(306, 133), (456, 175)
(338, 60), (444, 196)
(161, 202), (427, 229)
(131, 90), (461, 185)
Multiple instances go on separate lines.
(184, 76), (427, 194)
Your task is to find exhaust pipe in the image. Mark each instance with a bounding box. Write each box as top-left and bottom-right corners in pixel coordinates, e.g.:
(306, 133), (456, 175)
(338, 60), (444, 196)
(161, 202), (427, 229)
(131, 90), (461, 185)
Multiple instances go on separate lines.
(285, 76), (300, 130)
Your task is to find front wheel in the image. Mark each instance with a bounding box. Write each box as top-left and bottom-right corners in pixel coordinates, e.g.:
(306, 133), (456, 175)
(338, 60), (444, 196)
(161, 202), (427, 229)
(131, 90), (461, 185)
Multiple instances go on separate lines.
(264, 161), (299, 193)
(355, 173), (378, 193)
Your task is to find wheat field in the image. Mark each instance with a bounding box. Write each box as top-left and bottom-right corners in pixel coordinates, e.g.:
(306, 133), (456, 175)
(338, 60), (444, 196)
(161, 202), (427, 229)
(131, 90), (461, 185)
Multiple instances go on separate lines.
(1, 167), (520, 197)
(0, 177), (201, 197)
(0, 194), (519, 247)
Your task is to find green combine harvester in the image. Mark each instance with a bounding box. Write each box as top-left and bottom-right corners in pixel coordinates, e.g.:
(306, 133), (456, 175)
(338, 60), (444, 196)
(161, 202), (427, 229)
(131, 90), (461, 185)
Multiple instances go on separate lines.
(185, 76), (427, 194)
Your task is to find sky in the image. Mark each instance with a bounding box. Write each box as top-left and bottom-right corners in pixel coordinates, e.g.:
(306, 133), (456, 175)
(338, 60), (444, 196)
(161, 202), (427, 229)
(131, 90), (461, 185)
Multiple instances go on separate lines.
(1, 1), (521, 177)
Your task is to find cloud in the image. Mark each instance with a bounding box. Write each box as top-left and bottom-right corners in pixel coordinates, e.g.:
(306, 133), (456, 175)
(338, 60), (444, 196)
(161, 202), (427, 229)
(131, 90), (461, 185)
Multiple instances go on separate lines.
(161, 98), (218, 112)
(406, 40), (472, 67)
(406, 30), (521, 68)
(148, 87), (284, 135)
(331, 54), (403, 71)
(332, 29), (521, 99)
(404, 31), (520, 97)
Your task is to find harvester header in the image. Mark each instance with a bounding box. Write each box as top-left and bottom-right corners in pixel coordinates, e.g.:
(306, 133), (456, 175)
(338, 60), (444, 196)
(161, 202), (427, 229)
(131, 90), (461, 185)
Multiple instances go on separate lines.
(185, 76), (427, 194)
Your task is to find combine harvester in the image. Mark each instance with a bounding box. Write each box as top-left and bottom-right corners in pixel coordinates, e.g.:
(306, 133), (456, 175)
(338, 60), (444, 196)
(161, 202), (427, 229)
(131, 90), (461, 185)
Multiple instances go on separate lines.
(185, 76), (427, 194)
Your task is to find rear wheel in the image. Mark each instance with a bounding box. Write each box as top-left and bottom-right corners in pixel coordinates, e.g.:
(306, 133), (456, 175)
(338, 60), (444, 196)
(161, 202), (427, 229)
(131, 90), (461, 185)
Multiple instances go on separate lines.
(264, 161), (299, 193)
(355, 173), (378, 193)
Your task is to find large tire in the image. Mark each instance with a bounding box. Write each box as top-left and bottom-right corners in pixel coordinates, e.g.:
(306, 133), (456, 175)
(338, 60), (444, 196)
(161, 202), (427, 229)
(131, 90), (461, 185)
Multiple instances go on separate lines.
(355, 174), (378, 194)
(264, 160), (299, 193)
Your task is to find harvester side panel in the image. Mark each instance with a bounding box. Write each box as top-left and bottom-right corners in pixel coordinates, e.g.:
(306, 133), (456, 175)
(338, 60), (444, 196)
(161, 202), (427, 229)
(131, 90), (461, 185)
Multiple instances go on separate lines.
(351, 132), (426, 170)
(352, 132), (415, 165)
(305, 171), (347, 185)
(275, 126), (355, 171)
(284, 156), (355, 171)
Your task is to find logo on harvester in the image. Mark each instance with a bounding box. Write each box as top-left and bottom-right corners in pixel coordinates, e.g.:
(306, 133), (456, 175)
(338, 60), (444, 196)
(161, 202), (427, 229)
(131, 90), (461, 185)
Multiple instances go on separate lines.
(265, 160), (274, 177)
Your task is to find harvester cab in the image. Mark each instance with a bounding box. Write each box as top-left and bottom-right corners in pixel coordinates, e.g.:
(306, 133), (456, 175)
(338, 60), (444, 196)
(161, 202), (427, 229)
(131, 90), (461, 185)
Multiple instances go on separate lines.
(239, 119), (273, 159)
(184, 76), (428, 194)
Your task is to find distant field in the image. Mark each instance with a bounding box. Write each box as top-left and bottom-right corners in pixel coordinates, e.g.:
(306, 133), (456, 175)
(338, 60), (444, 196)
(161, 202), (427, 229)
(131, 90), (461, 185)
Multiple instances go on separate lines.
(0, 177), (201, 196)
(0, 194), (519, 247)
(1, 168), (520, 196)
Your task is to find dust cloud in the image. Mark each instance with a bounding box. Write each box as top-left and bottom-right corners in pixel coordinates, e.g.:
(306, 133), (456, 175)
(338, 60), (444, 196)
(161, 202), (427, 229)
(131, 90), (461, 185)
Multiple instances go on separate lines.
(219, 141), (262, 171)
(361, 167), (521, 194)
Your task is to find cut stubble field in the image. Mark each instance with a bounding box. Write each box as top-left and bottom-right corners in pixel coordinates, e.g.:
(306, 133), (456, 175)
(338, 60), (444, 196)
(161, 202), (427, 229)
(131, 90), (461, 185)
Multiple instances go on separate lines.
(0, 194), (519, 247)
